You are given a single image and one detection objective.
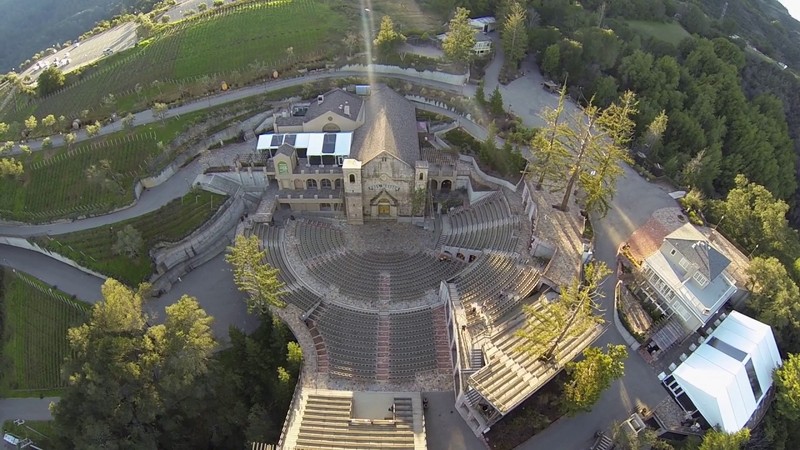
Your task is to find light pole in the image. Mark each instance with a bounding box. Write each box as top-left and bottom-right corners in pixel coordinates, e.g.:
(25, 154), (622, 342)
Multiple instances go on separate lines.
(713, 214), (725, 231)
(747, 244), (759, 260)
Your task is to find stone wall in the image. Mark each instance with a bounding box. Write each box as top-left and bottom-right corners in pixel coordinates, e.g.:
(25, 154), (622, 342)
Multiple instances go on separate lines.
(0, 236), (107, 279)
(339, 64), (468, 86)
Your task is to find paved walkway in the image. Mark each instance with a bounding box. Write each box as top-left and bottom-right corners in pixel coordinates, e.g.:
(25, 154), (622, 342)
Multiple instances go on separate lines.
(0, 397), (57, 426)
(8, 70), (470, 156)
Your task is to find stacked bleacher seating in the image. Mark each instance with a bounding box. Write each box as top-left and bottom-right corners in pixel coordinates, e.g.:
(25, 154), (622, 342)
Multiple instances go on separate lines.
(309, 303), (379, 381)
(387, 309), (439, 381)
(293, 393), (416, 450)
(293, 219), (346, 261)
(450, 252), (541, 325)
(305, 251), (464, 303)
(442, 193), (519, 252)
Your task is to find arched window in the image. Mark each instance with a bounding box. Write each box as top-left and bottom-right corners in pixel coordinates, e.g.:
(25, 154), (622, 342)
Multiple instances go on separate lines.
(349, 174), (356, 183)
(335, 179), (342, 189)
(277, 161), (288, 174)
(322, 123), (340, 132)
(306, 179), (318, 189)
(321, 179), (332, 189)
(419, 173), (424, 181)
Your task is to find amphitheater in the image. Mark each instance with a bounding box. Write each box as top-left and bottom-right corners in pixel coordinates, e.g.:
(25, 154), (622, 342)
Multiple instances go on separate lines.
(249, 179), (594, 449)
(190, 84), (597, 448)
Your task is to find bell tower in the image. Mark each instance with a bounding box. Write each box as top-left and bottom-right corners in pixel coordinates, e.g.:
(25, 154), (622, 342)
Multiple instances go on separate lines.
(343, 159), (364, 225)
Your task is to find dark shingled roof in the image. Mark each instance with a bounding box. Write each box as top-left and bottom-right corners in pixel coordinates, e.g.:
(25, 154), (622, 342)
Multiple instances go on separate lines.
(350, 85), (420, 166)
(665, 224), (731, 280)
(304, 88), (364, 122)
(274, 115), (305, 126)
(275, 143), (295, 156)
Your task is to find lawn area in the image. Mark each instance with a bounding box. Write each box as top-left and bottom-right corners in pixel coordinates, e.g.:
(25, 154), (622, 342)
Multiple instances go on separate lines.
(626, 20), (691, 46)
(2, 420), (56, 448)
(32, 190), (226, 286)
(0, 270), (90, 397)
(2, 0), (344, 123)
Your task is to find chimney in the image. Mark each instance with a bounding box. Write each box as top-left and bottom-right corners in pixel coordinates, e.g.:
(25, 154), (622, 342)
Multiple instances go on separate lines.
(344, 104), (350, 117)
(317, 94), (324, 104)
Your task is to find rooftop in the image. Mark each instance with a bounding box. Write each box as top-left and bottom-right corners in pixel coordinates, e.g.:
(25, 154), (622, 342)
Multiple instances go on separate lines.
(350, 84), (421, 166)
(524, 180), (586, 288)
(672, 311), (781, 433)
(304, 88), (364, 123)
(644, 250), (734, 317)
(466, 296), (602, 416)
(665, 223), (730, 280)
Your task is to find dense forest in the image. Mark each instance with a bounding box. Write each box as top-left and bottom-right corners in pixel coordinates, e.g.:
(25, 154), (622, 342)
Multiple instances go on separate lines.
(453, 0), (800, 227)
(52, 280), (300, 449)
(0, 0), (159, 71)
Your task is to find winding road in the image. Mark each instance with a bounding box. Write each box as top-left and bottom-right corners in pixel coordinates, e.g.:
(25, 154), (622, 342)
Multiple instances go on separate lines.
(0, 41), (680, 449)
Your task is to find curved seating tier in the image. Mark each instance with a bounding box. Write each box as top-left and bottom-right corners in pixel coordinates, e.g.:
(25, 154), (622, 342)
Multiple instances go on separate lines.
(305, 251), (464, 303)
(468, 300), (601, 413)
(451, 252), (541, 325)
(310, 303), (379, 381)
(443, 192), (519, 252)
(293, 219), (346, 261)
(253, 223), (321, 311)
(307, 302), (447, 382)
(388, 308), (439, 381)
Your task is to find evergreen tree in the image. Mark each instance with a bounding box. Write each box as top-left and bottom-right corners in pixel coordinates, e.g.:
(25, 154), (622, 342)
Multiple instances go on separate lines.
(442, 7), (476, 66)
(225, 234), (286, 312)
(527, 84), (570, 190)
(516, 261), (609, 361)
(564, 344), (627, 415)
(52, 280), (218, 449)
(373, 16), (406, 57)
(475, 79), (486, 105)
(489, 86), (504, 116)
(501, 1), (528, 69)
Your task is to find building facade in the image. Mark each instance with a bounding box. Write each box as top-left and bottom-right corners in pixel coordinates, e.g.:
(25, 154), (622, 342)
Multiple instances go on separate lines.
(639, 224), (738, 335)
(256, 85), (456, 223)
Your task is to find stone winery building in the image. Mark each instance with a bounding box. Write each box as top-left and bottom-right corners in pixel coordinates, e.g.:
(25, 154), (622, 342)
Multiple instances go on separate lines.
(255, 85), (456, 224)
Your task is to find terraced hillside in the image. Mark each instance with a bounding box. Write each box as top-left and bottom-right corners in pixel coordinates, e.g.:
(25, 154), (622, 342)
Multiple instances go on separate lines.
(2, 0), (343, 123)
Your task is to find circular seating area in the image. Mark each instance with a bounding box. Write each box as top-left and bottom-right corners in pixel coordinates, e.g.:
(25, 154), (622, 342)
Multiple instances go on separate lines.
(251, 188), (537, 385)
(305, 251), (465, 304)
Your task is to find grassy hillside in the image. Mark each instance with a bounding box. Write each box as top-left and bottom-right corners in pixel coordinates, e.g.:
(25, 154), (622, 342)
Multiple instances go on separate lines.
(0, 111), (206, 222)
(2, 0), (343, 123)
(0, 269), (90, 397)
(33, 190), (226, 285)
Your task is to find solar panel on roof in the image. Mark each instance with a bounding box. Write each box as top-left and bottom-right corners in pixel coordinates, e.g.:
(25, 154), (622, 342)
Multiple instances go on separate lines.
(284, 134), (297, 146)
(270, 134), (284, 147)
(322, 133), (337, 153)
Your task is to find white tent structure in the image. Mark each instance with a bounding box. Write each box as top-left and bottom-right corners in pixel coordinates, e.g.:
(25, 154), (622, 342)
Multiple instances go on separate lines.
(672, 311), (781, 432)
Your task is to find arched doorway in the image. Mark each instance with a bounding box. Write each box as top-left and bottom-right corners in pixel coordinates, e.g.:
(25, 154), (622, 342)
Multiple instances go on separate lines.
(377, 200), (391, 217)
(322, 123), (341, 132)
(294, 179), (304, 189)
(334, 179), (342, 189)
(306, 179), (318, 189)
(429, 179), (438, 191)
(441, 179), (452, 192)
(321, 179), (332, 189)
